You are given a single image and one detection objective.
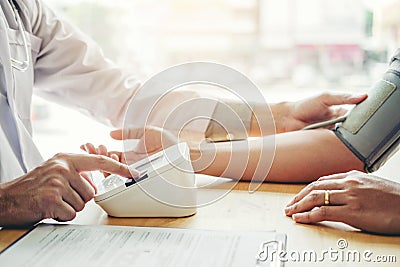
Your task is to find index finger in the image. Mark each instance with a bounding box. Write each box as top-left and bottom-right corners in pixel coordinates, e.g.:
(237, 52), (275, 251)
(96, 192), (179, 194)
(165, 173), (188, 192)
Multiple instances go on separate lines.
(70, 154), (139, 178)
(317, 170), (362, 181)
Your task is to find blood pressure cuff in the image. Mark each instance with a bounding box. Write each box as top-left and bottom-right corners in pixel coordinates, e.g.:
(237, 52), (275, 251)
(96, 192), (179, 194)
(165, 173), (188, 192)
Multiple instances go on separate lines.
(334, 59), (400, 172)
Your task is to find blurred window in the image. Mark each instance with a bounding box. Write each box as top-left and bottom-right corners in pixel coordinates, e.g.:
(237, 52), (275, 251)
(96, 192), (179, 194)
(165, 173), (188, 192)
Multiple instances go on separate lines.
(34, 0), (400, 157)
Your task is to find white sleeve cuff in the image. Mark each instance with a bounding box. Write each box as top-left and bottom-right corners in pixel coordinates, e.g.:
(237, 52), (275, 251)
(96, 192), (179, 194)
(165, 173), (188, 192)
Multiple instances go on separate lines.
(205, 101), (252, 142)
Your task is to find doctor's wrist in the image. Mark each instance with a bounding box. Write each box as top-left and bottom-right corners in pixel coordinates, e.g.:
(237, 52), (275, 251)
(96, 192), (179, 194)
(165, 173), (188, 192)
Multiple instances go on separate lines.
(0, 183), (13, 226)
(265, 101), (291, 134)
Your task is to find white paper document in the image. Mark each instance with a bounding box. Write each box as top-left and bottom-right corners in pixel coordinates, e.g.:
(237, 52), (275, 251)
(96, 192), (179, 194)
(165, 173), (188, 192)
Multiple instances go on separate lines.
(0, 224), (286, 267)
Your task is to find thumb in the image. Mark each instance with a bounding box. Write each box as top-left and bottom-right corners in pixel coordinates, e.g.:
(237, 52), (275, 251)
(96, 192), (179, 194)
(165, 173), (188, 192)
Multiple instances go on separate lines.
(320, 93), (367, 106)
(110, 128), (145, 140)
(110, 129), (123, 140)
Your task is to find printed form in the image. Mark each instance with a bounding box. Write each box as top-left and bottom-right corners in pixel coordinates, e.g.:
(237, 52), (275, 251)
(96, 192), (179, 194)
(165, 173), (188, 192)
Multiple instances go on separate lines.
(0, 224), (286, 267)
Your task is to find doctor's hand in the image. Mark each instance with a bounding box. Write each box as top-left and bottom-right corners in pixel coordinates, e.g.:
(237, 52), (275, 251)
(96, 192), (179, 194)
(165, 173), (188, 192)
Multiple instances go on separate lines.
(271, 92), (367, 133)
(0, 153), (137, 227)
(81, 126), (178, 167)
(285, 171), (400, 235)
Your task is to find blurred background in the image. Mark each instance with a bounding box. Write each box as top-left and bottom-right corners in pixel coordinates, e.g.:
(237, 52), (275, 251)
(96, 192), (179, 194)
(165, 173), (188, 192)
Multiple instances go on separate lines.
(32, 0), (400, 177)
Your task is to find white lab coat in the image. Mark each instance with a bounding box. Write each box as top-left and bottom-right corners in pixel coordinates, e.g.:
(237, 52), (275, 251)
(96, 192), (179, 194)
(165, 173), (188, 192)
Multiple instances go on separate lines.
(0, 0), (217, 183)
(0, 0), (140, 182)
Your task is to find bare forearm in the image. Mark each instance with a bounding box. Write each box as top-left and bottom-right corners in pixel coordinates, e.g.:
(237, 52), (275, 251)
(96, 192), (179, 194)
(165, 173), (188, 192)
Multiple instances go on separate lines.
(193, 129), (364, 183)
(266, 130), (364, 182)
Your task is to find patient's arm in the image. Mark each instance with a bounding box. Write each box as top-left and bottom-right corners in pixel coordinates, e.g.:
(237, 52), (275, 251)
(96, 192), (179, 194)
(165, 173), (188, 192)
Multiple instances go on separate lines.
(204, 92), (366, 141)
(192, 129), (364, 183)
(82, 128), (363, 183)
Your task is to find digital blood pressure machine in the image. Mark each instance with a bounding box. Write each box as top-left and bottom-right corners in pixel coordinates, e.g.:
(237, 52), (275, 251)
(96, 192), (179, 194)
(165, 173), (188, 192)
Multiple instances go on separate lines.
(94, 143), (197, 217)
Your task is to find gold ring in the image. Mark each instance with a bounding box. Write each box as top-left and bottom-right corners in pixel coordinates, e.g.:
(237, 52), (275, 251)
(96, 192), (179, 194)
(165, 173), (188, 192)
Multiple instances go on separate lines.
(324, 190), (330, 205)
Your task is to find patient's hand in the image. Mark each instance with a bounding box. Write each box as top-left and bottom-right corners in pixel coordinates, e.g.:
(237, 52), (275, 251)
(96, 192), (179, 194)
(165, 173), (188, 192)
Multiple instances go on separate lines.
(285, 171), (400, 235)
(272, 92), (367, 133)
(81, 126), (178, 168)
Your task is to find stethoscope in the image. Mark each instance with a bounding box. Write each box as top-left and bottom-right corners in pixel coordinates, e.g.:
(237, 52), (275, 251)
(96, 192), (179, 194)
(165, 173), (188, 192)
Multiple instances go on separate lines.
(8, 0), (30, 72)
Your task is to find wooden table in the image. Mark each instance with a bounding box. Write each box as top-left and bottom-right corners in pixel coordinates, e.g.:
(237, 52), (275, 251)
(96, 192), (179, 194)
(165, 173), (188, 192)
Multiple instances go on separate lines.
(1, 178), (399, 266)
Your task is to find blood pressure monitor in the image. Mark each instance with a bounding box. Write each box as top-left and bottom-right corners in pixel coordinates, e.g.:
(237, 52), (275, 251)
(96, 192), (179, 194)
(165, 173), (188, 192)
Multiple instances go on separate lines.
(94, 143), (197, 217)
